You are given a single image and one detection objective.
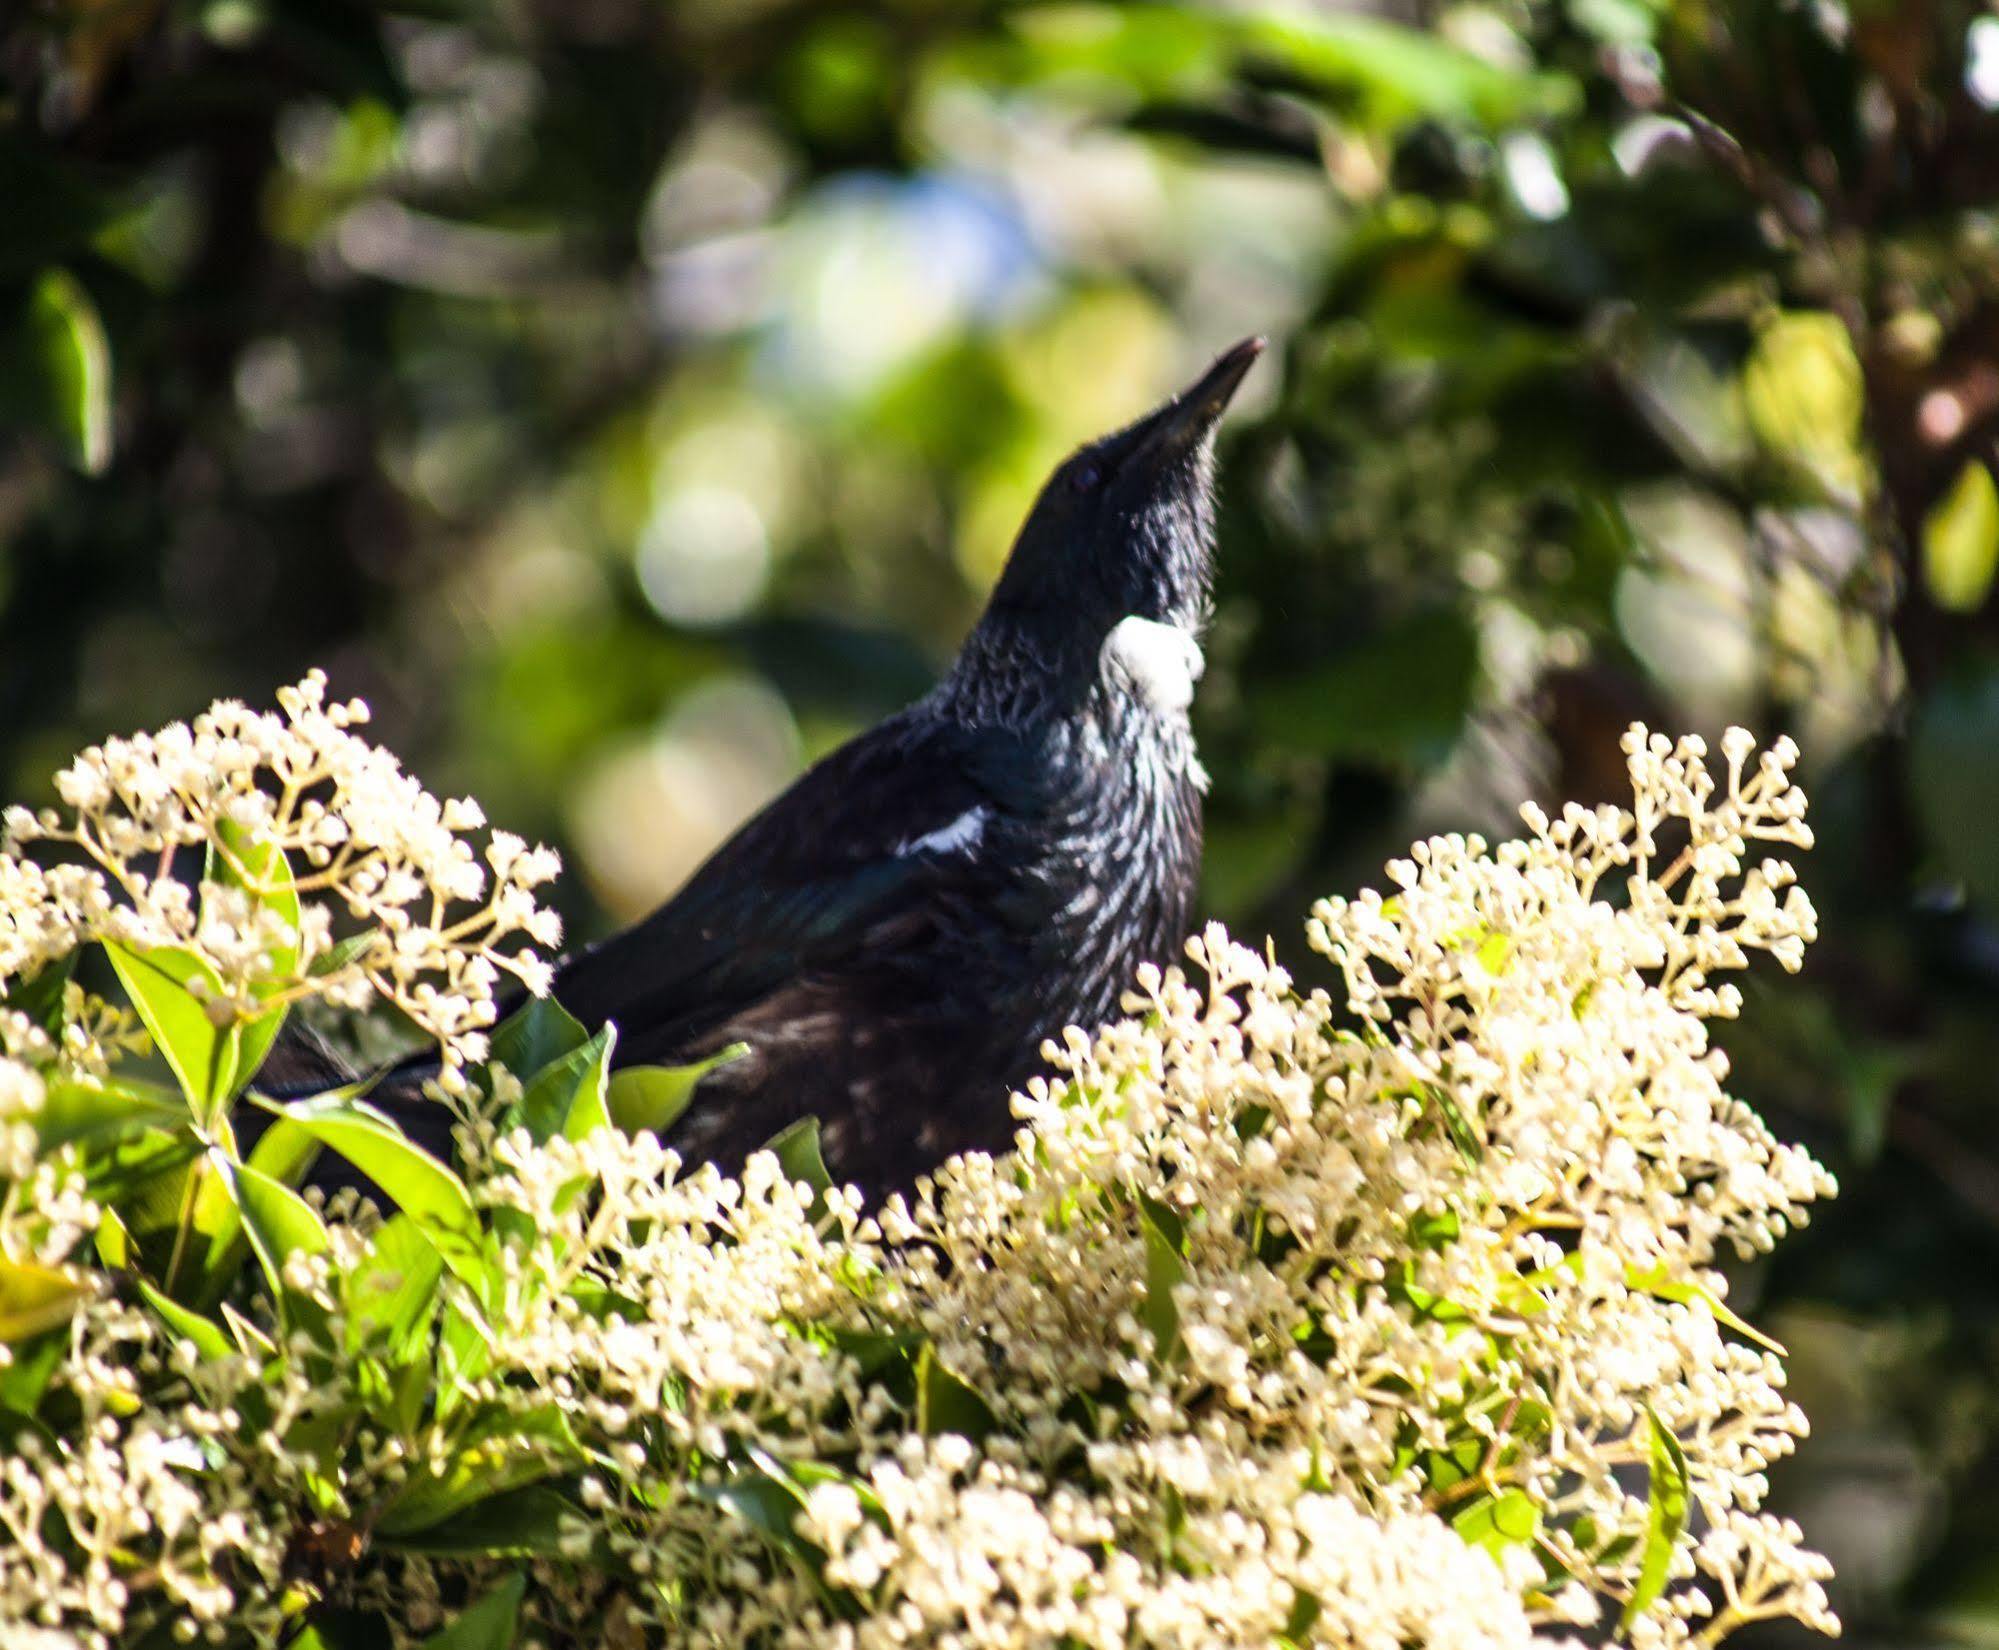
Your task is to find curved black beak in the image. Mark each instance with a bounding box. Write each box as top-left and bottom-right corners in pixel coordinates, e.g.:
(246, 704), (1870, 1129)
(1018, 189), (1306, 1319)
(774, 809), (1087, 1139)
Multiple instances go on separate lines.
(1132, 335), (1266, 462)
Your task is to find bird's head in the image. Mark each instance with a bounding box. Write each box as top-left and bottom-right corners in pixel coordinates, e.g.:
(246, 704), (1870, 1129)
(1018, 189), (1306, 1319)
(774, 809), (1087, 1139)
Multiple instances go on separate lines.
(984, 336), (1264, 644)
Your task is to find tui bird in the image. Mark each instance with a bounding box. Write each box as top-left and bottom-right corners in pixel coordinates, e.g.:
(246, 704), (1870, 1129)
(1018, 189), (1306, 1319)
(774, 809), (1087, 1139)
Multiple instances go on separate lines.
(274, 337), (1264, 1191)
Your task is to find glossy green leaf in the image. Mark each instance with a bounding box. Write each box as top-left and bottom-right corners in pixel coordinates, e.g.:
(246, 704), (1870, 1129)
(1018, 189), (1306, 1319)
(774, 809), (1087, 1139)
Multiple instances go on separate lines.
(136, 1279), (233, 1364)
(204, 817), (301, 1086)
(765, 1114), (833, 1203)
(378, 1437), (566, 1537)
(0, 1256), (88, 1343)
(606, 1042), (747, 1136)
(1626, 1264), (1786, 1355)
(104, 941), (241, 1115)
(219, 1153), (331, 1305)
(489, 995), (589, 1084)
(511, 1024), (615, 1144)
(1620, 1408), (1690, 1635)
(271, 1097), (484, 1285)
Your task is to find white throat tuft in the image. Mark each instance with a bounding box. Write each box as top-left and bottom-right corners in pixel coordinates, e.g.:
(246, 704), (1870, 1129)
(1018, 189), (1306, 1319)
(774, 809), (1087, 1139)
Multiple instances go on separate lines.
(1102, 616), (1204, 717)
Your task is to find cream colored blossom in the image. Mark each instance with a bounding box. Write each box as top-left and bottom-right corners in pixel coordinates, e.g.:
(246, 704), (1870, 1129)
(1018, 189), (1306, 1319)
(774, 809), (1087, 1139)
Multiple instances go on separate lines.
(0, 672), (561, 1093)
(0, 722), (1836, 1649)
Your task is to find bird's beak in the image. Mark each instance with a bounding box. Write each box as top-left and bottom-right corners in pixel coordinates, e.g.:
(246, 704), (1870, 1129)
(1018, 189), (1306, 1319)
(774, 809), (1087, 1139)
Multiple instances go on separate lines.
(1131, 336), (1266, 462)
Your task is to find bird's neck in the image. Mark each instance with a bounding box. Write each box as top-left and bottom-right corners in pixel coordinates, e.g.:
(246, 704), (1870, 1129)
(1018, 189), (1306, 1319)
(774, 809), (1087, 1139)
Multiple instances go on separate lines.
(933, 607), (1205, 736)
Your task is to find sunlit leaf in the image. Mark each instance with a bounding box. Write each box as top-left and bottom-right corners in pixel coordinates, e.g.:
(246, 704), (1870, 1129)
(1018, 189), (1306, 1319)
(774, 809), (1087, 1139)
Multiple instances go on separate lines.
(1626, 1264), (1786, 1355)
(104, 941), (241, 1115)
(219, 1153), (330, 1307)
(33, 1075), (187, 1153)
(1620, 1408), (1690, 1634)
(1923, 458), (1999, 614)
(606, 1042), (747, 1136)
(136, 1279), (234, 1364)
(0, 268), (113, 472)
(0, 1256), (88, 1343)
(511, 1024), (615, 1144)
(344, 1213), (446, 1359)
(1451, 1486), (1542, 1557)
(270, 1096), (484, 1286)
(489, 996), (588, 1085)
(764, 1115), (833, 1224)
(204, 817), (301, 1085)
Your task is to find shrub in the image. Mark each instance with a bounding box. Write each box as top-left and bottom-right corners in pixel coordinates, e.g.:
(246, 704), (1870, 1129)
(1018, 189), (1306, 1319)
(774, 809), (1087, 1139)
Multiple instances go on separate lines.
(0, 678), (1836, 1649)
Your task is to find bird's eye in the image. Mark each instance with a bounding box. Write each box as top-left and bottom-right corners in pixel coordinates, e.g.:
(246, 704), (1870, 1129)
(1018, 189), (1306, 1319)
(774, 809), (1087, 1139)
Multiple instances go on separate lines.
(1069, 461), (1102, 494)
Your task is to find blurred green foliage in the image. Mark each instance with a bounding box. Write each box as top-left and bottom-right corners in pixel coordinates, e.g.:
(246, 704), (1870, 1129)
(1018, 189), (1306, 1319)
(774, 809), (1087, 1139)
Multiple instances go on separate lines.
(8, 0), (1999, 1635)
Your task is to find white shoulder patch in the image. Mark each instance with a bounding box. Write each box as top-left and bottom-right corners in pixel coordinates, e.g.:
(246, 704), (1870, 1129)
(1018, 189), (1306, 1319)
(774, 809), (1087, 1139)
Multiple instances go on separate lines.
(897, 806), (988, 858)
(1103, 615), (1204, 716)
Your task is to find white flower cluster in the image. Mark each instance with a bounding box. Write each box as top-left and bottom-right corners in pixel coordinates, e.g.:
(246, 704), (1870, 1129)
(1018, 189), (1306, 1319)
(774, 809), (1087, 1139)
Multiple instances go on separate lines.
(0, 672), (562, 1090)
(0, 1301), (283, 1647)
(0, 721), (1837, 1650)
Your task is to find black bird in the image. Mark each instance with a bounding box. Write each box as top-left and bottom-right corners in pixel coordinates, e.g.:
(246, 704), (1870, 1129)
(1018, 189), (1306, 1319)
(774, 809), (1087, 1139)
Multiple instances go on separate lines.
(559, 337), (1265, 1186)
(275, 337), (1264, 1190)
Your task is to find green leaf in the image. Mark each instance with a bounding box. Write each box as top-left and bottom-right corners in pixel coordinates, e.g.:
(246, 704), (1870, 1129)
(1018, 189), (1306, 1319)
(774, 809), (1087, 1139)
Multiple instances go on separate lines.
(344, 1213), (445, 1359)
(1620, 1408), (1691, 1636)
(271, 1097), (484, 1286)
(764, 1115), (834, 1222)
(204, 817), (301, 1085)
(1241, 9), (1574, 128)
(606, 1042), (747, 1136)
(489, 995), (589, 1083)
(378, 1435), (568, 1537)
(1625, 1265), (1786, 1355)
(1138, 1194), (1186, 1362)
(1, 268), (113, 473)
(1451, 1487), (1543, 1557)
(2, 953), (74, 1039)
(915, 1340), (997, 1441)
(415, 1571), (525, 1650)
(104, 941), (241, 1115)
(136, 1279), (234, 1364)
(511, 1024), (616, 1145)
(0, 1326), (66, 1412)
(32, 1075), (187, 1153)
(0, 1256), (87, 1343)
(219, 1153), (330, 1306)
(1925, 458), (1999, 613)
(381, 1486), (579, 1558)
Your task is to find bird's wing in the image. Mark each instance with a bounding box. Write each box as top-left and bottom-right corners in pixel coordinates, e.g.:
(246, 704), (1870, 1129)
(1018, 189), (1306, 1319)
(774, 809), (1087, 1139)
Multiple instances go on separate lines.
(548, 710), (1026, 1065)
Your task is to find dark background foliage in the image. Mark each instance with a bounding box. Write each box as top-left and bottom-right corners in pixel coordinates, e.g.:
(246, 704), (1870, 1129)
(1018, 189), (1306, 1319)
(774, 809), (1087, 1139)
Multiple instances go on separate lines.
(6, 0), (1999, 1637)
